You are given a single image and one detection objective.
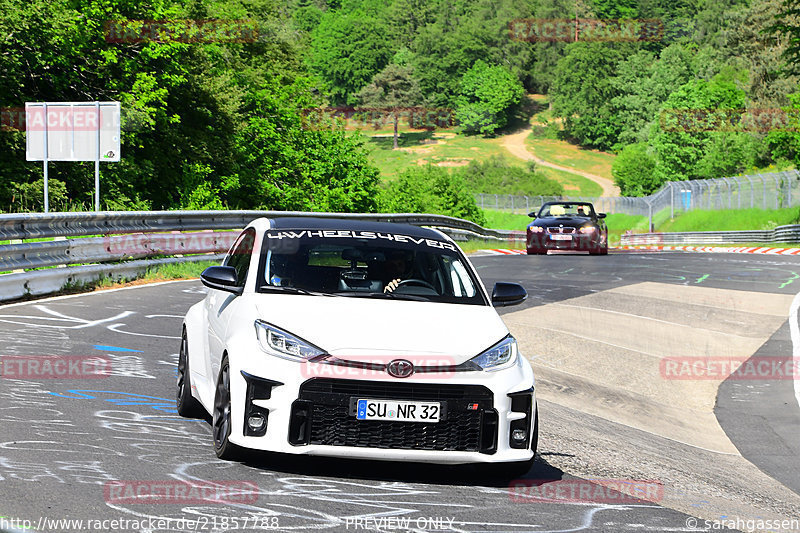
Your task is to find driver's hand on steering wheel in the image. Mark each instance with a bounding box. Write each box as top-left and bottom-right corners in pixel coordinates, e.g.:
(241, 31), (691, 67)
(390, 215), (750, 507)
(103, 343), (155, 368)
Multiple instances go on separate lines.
(384, 278), (402, 294)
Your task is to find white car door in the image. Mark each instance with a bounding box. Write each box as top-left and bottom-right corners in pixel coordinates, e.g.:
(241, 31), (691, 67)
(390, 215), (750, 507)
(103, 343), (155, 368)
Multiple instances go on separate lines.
(206, 228), (255, 379)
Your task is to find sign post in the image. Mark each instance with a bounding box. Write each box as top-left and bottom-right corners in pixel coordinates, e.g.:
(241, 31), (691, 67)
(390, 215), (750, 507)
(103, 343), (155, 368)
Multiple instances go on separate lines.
(25, 102), (121, 212)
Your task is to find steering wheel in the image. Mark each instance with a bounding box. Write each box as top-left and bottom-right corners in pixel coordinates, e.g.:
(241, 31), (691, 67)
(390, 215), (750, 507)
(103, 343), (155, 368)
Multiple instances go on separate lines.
(393, 278), (437, 291)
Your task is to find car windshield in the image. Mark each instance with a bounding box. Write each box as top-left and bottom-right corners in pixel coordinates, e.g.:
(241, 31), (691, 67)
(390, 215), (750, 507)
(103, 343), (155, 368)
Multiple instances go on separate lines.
(257, 228), (486, 305)
(539, 203), (595, 218)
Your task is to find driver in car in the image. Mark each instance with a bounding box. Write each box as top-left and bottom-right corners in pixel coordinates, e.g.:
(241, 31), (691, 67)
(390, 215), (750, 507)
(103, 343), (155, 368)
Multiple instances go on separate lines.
(381, 250), (413, 293)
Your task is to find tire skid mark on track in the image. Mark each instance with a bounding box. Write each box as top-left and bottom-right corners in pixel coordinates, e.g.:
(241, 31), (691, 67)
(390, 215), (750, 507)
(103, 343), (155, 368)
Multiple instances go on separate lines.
(0, 278), (778, 532)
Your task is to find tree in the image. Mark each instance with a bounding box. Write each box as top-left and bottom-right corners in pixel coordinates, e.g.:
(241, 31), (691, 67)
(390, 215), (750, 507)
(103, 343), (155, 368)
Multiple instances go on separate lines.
(610, 44), (694, 146)
(233, 79), (381, 212)
(455, 61), (524, 135)
(356, 63), (424, 149)
(650, 73), (751, 184)
(308, 6), (393, 104)
(409, 0), (535, 107)
(381, 165), (486, 225)
(766, 0), (800, 75)
(611, 143), (658, 195)
(550, 42), (627, 150)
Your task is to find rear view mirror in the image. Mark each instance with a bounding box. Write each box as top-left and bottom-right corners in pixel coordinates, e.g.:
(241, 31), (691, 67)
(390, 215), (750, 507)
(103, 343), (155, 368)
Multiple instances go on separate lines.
(597, 213), (607, 219)
(492, 282), (527, 307)
(201, 266), (242, 295)
(527, 212), (537, 218)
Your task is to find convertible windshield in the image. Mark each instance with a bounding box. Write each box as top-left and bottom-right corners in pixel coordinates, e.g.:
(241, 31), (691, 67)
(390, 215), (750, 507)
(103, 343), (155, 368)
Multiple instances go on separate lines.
(538, 203), (595, 218)
(258, 229), (486, 305)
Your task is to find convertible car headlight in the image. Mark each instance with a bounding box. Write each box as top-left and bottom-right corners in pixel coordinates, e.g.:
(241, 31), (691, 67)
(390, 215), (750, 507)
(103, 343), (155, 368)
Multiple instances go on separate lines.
(254, 320), (326, 361)
(469, 336), (518, 371)
(579, 226), (596, 234)
(529, 226), (544, 233)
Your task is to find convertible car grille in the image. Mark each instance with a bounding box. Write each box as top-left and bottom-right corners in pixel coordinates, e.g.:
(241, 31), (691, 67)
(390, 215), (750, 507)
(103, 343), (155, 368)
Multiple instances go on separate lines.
(290, 378), (497, 453)
(547, 227), (576, 234)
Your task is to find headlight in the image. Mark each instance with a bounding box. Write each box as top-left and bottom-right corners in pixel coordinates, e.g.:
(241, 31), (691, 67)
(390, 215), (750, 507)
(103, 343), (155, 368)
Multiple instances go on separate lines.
(529, 226), (544, 233)
(469, 336), (518, 371)
(254, 320), (326, 361)
(579, 226), (596, 234)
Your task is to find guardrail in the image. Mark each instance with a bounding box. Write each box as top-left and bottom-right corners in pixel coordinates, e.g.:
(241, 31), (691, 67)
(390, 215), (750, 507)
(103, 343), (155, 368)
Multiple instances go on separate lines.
(0, 210), (525, 302)
(619, 225), (800, 246)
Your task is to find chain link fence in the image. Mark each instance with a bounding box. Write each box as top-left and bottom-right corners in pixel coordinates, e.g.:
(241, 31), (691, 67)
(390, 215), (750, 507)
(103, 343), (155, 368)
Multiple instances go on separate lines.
(476, 170), (800, 220)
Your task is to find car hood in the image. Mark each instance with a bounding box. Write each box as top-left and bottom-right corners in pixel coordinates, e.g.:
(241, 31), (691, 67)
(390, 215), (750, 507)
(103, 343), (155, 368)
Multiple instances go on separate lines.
(254, 296), (508, 364)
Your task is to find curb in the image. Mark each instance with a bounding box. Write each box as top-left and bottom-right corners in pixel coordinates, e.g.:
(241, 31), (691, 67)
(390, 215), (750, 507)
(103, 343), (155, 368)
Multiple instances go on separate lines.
(482, 246), (800, 256)
(617, 245), (800, 255)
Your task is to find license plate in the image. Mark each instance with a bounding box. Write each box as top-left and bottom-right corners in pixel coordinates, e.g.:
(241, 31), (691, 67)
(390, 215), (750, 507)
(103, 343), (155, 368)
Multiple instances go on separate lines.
(355, 399), (441, 423)
(551, 234), (572, 241)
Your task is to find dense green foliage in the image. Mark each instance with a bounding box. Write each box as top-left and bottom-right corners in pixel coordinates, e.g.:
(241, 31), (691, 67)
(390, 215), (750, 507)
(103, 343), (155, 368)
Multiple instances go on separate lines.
(459, 157), (564, 196)
(456, 61), (525, 135)
(0, 0), (381, 212)
(381, 165), (487, 225)
(4, 0), (800, 217)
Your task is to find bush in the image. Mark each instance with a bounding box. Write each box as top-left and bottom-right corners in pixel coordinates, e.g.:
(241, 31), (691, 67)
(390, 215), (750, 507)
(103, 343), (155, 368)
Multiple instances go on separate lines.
(381, 165), (486, 225)
(611, 143), (659, 196)
(458, 156), (564, 196)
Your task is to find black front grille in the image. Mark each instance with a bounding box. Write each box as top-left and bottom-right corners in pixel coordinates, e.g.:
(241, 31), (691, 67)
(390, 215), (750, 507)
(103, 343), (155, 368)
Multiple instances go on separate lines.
(291, 378), (497, 453)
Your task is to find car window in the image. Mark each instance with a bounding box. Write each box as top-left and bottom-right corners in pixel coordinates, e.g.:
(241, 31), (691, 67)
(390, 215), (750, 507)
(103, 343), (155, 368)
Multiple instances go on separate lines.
(445, 256), (476, 298)
(259, 229), (487, 305)
(540, 204), (595, 217)
(225, 228), (255, 288)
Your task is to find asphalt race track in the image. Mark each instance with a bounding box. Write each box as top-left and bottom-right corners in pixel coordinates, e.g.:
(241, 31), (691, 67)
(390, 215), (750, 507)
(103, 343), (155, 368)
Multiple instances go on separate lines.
(1, 250), (799, 533)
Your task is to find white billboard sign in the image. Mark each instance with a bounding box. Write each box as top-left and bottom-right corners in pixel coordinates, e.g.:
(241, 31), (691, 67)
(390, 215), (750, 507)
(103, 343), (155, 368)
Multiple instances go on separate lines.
(24, 102), (121, 212)
(25, 102), (120, 162)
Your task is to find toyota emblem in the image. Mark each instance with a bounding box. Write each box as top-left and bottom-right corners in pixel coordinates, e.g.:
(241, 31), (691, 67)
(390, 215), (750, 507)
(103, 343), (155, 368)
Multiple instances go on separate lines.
(386, 359), (414, 378)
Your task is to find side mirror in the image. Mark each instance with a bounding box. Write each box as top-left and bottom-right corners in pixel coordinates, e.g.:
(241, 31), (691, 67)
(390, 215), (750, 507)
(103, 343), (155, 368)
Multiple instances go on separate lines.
(201, 266), (242, 295)
(491, 282), (527, 307)
(527, 212), (537, 218)
(597, 213), (606, 219)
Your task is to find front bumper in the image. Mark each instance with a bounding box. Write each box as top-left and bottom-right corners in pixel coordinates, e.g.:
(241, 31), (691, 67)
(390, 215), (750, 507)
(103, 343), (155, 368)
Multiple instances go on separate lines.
(527, 231), (604, 251)
(224, 340), (536, 464)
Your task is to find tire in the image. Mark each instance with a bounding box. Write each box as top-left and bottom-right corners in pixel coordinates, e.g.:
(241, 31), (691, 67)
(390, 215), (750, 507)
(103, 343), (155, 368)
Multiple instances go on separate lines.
(212, 355), (242, 460)
(527, 249), (546, 255)
(176, 328), (206, 418)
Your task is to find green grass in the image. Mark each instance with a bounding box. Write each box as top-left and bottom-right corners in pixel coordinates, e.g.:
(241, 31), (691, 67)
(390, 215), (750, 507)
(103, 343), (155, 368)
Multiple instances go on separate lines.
(64, 259), (218, 293)
(364, 130), (511, 181)
(481, 209), (531, 230)
(523, 137), (616, 178)
(658, 207), (800, 232)
(457, 239), (519, 254)
(538, 166), (604, 197)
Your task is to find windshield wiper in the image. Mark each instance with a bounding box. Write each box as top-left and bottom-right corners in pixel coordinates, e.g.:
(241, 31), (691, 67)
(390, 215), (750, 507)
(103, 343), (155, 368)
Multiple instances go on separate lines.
(258, 285), (337, 297)
(336, 291), (430, 302)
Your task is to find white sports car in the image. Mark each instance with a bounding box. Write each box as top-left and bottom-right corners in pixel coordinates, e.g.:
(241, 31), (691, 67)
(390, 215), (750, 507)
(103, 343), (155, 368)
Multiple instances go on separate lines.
(179, 217), (537, 473)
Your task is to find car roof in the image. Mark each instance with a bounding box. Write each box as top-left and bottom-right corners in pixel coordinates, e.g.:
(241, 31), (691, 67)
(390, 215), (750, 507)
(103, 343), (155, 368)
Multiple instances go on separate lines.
(266, 216), (447, 240)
